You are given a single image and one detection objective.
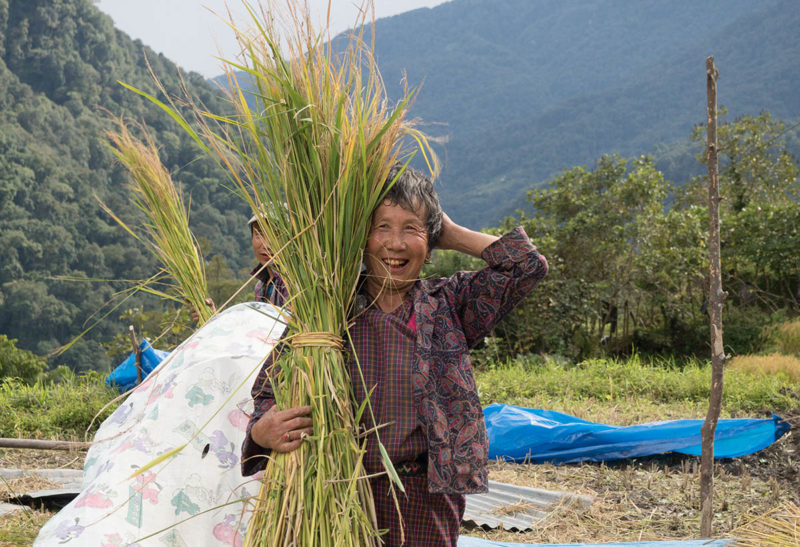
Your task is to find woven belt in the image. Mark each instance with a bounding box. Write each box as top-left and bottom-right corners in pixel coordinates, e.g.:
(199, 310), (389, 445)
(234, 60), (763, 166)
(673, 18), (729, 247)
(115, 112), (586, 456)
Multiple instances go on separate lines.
(395, 454), (427, 476)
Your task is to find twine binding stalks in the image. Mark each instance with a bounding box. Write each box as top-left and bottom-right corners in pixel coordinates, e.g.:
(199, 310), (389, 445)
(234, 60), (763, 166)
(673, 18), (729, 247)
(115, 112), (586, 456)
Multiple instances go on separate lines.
(212, 2), (439, 544)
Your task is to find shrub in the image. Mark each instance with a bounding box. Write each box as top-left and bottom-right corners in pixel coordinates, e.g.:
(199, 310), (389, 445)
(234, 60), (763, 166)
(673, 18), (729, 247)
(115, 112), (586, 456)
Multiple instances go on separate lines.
(475, 354), (800, 415)
(0, 334), (47, 383)
(768, 318), (800, 356)
(0, 370), (119, 439)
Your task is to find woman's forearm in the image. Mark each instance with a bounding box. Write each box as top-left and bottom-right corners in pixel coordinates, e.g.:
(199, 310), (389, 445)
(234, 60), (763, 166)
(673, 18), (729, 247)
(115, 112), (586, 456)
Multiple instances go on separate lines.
(437, 214), (499, 258)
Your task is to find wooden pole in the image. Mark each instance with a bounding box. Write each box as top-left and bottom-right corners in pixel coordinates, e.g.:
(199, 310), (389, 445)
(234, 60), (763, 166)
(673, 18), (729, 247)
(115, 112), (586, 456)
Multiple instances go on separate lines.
(700, 55), (727, 538)
(128, 325), (142, 384)
(0, 438), (92, 451)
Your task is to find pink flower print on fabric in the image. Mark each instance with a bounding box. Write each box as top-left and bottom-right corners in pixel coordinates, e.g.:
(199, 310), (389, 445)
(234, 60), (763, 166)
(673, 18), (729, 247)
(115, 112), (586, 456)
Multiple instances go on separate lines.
(227, 408), (250, 431)
(75, 488), (113, 509)
(100, 533), (125, 547)
(132, 470), (161, 504)
(213, 514), (245, 547)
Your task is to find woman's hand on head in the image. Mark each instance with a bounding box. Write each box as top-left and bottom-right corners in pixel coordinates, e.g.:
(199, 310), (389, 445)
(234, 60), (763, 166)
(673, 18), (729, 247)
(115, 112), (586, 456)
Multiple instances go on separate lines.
(435, 213), (499, 258)
(435, 213), (459, 251)
(250, 405), (313, 453)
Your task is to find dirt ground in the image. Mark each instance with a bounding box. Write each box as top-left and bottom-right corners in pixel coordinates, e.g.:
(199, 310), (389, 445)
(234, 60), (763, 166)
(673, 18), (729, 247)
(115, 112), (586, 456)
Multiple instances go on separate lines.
(2, 409), (798, 545)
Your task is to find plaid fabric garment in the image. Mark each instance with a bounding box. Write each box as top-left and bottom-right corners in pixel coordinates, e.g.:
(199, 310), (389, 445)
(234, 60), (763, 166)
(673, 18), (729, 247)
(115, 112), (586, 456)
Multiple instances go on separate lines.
(242, 227), (548, 488)
(251, 264), (287, 307)
(351, 297), (426, 474)
(371, 475), (464, 547)
(353, 299), (463, 545)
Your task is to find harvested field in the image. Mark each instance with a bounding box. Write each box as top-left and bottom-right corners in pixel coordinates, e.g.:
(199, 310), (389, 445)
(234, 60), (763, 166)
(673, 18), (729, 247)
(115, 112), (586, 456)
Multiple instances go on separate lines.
(470, 407), (800, 544)
(2, 409), (797, 545)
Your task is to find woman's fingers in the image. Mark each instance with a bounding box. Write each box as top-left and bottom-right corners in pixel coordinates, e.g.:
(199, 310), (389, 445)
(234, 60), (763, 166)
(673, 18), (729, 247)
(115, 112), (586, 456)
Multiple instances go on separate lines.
(253, 405), (313, 453)
(282, 416), (313, 431)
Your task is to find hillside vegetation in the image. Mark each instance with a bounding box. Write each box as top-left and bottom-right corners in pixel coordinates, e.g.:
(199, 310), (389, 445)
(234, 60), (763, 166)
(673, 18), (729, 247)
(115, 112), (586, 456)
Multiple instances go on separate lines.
(369, 0), (800, 226)
(0, 0), (799, 374)
(0, 0), (252, 371)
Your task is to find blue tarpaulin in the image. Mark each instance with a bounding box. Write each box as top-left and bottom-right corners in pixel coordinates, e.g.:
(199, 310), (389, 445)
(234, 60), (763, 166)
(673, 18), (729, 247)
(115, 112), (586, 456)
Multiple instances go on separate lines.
(105, 339), (169, 393)
(485, 403), (790, 464)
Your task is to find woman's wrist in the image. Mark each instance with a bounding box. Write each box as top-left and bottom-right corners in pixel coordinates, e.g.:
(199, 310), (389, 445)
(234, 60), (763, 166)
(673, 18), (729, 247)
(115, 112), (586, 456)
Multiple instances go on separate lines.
(440, 221), (499, 258)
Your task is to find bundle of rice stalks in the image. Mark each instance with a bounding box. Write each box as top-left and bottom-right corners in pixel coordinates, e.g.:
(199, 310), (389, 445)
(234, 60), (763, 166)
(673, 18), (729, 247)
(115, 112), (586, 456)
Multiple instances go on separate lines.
(104, 119), (213, 325)
(216, 3), (437, 543)
(120, 1), (436, 544)
(734, 502), (800, 546)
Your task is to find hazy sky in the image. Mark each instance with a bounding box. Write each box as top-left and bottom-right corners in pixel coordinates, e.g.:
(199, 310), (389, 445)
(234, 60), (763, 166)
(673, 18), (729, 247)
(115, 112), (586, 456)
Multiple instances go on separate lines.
(95, 1), (450, 78)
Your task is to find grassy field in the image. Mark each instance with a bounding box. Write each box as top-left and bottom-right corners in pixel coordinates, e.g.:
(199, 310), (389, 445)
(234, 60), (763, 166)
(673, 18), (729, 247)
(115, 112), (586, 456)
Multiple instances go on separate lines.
(1, 354), (798, 545)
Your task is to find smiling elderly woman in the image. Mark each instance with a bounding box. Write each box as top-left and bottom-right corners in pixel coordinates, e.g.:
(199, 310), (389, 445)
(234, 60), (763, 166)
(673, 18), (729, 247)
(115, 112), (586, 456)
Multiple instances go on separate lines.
(242, 164), (548, 546)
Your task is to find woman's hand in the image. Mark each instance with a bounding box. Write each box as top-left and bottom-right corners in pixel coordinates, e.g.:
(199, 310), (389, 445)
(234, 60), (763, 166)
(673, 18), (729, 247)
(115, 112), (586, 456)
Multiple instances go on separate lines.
(250, 405), (313, 453)
(188, 298), (216, 323)
(436, 212), (499, 258)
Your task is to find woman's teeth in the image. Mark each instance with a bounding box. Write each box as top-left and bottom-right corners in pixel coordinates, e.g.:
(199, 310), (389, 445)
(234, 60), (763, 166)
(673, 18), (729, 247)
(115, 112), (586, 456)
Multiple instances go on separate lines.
(384, 258), (406, 268)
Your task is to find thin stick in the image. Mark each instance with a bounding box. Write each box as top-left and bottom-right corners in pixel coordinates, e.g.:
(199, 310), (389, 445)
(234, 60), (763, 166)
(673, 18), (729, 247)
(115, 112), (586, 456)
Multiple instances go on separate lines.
(700, 55), (726, 538)
(128, 325), (142, 384)
(0, 438), (92, 451)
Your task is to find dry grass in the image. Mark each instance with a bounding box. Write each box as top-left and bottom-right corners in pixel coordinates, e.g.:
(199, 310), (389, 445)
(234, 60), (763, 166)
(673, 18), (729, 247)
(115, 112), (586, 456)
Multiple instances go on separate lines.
(0, 449), (83, 547)
(4, 425), (798, 545)
(0, 508), (53, 547)
(735, 502), (800, 546)
(0, 449), (84, 471)
(491, 501), (537, 517)
(461, 441), (799, 544)
(729, 352), (800, 382)
(770, 319), (800, 356)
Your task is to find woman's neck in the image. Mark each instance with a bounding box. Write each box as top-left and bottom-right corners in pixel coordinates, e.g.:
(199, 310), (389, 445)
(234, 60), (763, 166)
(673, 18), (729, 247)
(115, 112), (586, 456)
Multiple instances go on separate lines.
(365, 282), (411, 313)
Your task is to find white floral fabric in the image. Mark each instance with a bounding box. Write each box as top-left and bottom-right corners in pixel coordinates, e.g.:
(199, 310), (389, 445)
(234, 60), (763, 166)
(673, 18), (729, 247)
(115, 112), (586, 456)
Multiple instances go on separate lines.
(35, 302), (286, 546)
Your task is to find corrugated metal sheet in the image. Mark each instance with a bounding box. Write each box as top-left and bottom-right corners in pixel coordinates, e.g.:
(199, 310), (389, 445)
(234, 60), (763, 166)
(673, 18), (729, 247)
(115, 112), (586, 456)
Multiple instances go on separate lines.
(0, 468), (84, 489)
(1, 468), (84, 511)
(458, 538), (733, 546)
(463, 480), (593, 531)
(1, 469), (593, 532)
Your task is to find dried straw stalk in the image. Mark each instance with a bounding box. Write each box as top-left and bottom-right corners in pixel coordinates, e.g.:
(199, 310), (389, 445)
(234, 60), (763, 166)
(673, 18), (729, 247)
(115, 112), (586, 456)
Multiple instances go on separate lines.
(115, 0), (436, 541)
(104, 119), (212, 325)
(734, 502), (800, 546)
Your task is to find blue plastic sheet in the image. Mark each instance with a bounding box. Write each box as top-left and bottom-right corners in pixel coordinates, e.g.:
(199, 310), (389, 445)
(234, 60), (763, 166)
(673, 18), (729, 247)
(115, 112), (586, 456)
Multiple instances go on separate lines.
(105, 339), (169, 393)
(485, 403), (790, 464)
(458, 537), (732, 547)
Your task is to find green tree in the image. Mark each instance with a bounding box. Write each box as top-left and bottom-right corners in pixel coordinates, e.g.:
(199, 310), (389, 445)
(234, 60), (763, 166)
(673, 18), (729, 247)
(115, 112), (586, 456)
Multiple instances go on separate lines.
(0, 334), (47, 383)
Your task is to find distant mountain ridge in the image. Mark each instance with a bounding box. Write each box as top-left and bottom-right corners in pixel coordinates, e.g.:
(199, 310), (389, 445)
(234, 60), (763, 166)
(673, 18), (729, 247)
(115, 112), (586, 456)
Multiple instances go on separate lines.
(332, 0), (799, 226)
(2, 0), (799, 371)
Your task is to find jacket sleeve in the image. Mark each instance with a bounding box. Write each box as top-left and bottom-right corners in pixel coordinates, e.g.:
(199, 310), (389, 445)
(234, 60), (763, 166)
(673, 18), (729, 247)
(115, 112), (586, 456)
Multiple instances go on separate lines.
(241, 348), (281, 476)
(446, 226), (548, 348)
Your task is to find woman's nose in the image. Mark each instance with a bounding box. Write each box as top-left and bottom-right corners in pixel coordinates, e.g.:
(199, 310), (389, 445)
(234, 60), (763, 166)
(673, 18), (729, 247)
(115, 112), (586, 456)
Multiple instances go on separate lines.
(383, 229), (407, 250)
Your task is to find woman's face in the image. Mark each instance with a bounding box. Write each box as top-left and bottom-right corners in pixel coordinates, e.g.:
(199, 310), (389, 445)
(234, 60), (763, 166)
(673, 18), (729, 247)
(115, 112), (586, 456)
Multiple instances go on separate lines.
(251, 225), (272, 265)
(364, 200), (429, 298)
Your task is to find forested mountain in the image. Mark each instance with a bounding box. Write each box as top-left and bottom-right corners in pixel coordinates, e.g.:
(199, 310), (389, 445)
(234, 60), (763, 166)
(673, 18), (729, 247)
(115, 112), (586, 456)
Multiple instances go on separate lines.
(365, 0), (800, 226)
(0, 0), (250, 370)
(2, 0), (799, 371)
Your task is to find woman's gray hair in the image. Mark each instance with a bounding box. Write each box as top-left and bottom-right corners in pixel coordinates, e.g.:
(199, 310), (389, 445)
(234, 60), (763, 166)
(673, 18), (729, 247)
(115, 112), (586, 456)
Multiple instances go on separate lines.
(381, 163), (443, 249)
